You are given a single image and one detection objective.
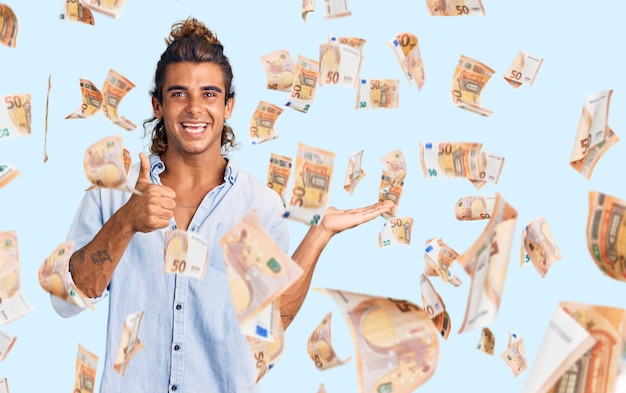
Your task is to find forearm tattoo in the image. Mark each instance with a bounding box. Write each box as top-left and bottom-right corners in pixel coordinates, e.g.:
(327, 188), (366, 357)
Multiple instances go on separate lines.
(90, 250), (112, 266)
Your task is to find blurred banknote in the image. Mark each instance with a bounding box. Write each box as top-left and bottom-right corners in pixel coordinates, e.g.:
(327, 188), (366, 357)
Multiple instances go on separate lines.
(38, 241), (93, 310)
(164, 230), (209, 280)
(307, 311), (351, 370)
(83, 135), (134, 193)
(59, 0), (95, 25)
(420, 274), (452, 339)
(0, 93), (31, 142)
(457, 193), (517, 333)
(80, 0), (126, 18)
(388, 32), (425, 90)
(261, 50), (296, 92)
(267, 153), (292, 203)
(319, 36), (365, 89)
(586, 191), (626, 281)
(0, 378), (7, 393)
(520, 216), (562, 277)
(380, 149), (407, 184)
(0, 4), (17, 47)
(249, 101), (283, 145)
(451, 55), (494, 116)
(426, 0), (485, 16)
(500, 331), (527, 377)
(285, 55), (319, 113)
(356, 79), (399, 109)
(0, 163), (19, 188)
(114, 310), (144, 377)
(65, 78), (103, 119)
(570, 90), (618, 179)
(0, 329), (15, 362)
(316, 287), (439, 392)
(221, 209), (303, 329)
(101, 69), (136, 130)
(0, 231), (33, 325)
(420, 142), (504, 189)
(318, 383), (327, 393)
(322, 0), (351, 18)
(378, 216), (413, 248)
(44, 74), (52, 163)
(476, 327), (495, 355)
(523, 301), (626, 393)
(248, 315), (285, 383)
(242, 300), (282, 342)
(284, 142), (335, 225)
(455, 195), (495, 220)
(343, 149), (365, 195)
(424, 237), (463, 287)
(503, 51), (543, 88)
(75, 344), (98, 393)
(302, 0), (315, 21)
(66, 70), (136, 130)
(378, 171), (403, 219)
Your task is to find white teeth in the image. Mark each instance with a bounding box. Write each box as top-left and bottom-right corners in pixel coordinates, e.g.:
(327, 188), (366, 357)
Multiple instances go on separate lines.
(182, 123), (207, 134)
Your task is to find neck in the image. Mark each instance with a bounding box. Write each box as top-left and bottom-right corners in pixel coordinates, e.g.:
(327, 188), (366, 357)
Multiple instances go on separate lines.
(159, 151), (227, 189)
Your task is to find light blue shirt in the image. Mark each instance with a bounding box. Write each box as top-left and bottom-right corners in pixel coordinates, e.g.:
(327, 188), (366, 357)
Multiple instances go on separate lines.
(51, 155), (289, 393)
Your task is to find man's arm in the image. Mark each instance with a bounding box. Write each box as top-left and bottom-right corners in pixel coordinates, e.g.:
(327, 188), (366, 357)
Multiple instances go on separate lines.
(279, 200), (394, 330)
(69, 153), (176, 298)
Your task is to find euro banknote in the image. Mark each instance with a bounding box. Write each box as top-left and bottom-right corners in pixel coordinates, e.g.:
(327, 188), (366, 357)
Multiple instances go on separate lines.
(249, 101), (283, 145)
(586, 191), (626, 281)
(356, 79), (399, 109)
(343, 149), (365, 195)
(570, 90), (618, 179)
(503, 50), (543, 88)
(500, 332), (527, 377)
(423, 237), (463, 286)
(59, 0), (95, 25)
(261, 50), (296, 92)
(284, 142), (335, 225)
(426, 0), (485, 16)
(0, 4), (17, 47)
(322, 0), (351, 19)
(523, 302), (626, 393)
(0, 329), (15, 362)
(388, 32), (425, 90)
(451, 54), (494, 116)
(319, 36), (365, 88)
(457, 193), (517, 333)
(0, 163), (19, 188)
(476, 327), (495, 355)
(221, 209), (303, 329)
(0, 93), (31, 142)
(302, 0), (315, 21)
(316, 287), (439, 392)
(114, 310), (144, 377)
(285, 55), (319, 113)
(83, 135), (134, 193)
(455, 195), (495, 220)
(164, 230), (209, 280)
(80, 0), (126, 18)
(307, 312), (351, 370)
(378, 216), (412, 248)
(520, 216), (562, 277)
(267, 153), (292, 203)
(74, 344), (98, 393)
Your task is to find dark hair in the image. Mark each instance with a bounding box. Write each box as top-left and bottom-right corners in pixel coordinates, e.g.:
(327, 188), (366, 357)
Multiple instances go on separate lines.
(143, 17), (238, 155)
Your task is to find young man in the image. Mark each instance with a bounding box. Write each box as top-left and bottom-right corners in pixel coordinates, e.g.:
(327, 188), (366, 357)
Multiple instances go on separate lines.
(51, 17), (392, 392)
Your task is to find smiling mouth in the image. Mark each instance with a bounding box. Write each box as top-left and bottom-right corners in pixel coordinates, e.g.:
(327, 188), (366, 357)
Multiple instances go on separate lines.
(182, 122), (208, 134)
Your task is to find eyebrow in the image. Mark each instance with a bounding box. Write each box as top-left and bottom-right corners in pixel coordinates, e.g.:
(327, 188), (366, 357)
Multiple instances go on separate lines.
(166, 85), (224, 93)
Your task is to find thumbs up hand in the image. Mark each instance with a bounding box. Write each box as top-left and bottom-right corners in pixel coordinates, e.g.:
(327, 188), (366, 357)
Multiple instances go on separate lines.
(121, 153), (176, 233)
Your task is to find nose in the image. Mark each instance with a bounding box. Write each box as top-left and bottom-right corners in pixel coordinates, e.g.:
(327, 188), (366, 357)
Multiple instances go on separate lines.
(186, 94), (203, 115)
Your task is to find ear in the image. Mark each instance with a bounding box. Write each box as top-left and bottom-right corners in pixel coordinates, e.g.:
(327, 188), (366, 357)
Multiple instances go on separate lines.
(152, 96), (162, 119)
(224, 97), (235, 120)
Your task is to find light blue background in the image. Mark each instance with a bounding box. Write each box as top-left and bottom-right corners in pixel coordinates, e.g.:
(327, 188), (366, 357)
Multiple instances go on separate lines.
(1, 1), (625, 392)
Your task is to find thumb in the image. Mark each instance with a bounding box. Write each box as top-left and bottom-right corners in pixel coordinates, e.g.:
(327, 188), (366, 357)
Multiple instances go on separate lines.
(136, 152), (152, 184)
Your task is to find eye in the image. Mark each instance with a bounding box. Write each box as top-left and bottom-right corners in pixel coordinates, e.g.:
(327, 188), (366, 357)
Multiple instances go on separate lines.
(204, 91), (217, 98)
(171, 91), (186, 98)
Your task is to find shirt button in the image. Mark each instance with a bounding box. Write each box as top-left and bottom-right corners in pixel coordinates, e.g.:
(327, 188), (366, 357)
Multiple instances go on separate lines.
(170, 386), (177, 391)
(174, 344), (180, 351)
(175, 304), (182, 310)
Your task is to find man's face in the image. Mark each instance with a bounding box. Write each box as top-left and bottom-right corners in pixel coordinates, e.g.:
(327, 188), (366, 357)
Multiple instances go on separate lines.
(152, 61), (234, 159)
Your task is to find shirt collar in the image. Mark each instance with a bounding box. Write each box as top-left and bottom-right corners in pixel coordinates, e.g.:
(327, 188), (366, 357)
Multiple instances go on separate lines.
(149, 154), (238, 185)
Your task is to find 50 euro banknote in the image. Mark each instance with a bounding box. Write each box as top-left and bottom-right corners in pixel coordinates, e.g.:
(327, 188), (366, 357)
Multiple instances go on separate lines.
(420, 141), (504, 188)
(426, 0), (485, 16)
(163, 230), (209, 280)
(284, 142), (335, 226)
(451, 54), (494, 116)
(0, 93), (31, 142)
(83, 135), (134, 193)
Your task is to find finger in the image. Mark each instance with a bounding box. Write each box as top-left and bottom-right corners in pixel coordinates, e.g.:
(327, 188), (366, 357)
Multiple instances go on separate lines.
(136, 152), (152, 185)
